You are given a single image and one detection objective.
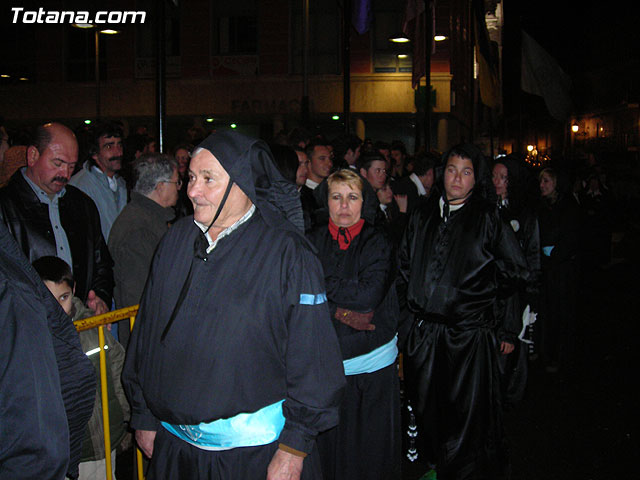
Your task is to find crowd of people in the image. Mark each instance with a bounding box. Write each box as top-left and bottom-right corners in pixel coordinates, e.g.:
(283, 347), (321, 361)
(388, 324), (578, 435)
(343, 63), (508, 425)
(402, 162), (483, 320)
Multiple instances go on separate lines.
(0, 118), (616, 480)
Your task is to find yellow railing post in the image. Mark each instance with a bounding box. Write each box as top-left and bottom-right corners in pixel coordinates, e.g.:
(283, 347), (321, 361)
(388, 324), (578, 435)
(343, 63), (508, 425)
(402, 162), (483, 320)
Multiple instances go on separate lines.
(74, 306), (142, 480)
(129, 313), (145, 480)
(98, 325), (113, 480)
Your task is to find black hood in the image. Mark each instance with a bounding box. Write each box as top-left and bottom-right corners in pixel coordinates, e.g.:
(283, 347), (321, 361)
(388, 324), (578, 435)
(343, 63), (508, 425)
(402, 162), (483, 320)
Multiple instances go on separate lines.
(435, 142), (496, 204)
(195, 130), (304, 232)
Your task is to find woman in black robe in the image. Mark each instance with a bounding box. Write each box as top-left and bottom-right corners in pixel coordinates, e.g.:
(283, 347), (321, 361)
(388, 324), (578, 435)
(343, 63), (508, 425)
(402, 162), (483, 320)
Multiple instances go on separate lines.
(399, 144), (529, 480)
(537, 167), (581, 373)
(492, 156), (541, 408)
(307, 169), (401, 480)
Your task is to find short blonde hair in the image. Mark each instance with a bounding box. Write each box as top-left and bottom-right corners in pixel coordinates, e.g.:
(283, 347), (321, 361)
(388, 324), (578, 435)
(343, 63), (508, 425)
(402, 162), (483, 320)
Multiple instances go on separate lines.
(327, 168), (364, 194)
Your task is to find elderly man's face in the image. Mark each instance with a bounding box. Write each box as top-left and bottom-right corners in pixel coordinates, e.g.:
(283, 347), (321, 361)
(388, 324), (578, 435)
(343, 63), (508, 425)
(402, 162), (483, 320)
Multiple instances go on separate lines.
(27, 128), (78, 195)
(156, 168), (181, 208)
(187, 148), (253, 228)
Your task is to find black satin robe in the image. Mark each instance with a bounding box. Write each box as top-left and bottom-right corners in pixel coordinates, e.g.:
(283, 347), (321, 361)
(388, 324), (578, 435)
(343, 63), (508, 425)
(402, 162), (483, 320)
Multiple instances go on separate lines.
(398, 194), (528, 479)
(496, 203), (541, 408)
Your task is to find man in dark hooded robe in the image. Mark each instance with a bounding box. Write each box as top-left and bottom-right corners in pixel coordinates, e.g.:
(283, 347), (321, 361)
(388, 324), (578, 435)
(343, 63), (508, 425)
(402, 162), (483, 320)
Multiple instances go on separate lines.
(122, 130), (345, 480)
(398, 143), (529, 480)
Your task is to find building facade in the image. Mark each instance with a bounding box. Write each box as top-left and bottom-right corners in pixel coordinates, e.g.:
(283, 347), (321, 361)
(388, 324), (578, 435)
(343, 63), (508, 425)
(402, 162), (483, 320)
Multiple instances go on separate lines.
(1, 0), (495, 153)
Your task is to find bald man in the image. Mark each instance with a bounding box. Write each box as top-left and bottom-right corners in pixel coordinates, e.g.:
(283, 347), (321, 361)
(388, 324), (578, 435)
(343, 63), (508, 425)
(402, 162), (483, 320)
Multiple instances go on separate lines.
(0, 122), (114, 314)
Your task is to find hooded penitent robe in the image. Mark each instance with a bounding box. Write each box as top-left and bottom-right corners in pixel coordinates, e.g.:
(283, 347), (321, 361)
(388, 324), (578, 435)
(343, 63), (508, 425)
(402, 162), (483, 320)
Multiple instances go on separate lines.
(399, 189), (528, 479)
(122, 131), (345, 478)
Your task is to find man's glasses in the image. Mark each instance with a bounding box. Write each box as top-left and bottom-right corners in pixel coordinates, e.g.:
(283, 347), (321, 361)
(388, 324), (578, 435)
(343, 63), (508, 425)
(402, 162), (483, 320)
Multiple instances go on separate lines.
(164, 179), (182, 188)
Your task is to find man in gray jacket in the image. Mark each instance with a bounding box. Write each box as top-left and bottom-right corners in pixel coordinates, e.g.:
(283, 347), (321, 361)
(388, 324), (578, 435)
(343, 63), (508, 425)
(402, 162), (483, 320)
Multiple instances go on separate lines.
(108, 153), (178, 346)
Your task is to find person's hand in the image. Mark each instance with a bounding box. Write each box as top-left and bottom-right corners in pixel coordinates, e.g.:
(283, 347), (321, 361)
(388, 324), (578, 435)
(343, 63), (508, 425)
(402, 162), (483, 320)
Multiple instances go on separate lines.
(86, 290), (109, 315)
(267, 448), (303, 480)
(135, 429), (157, 459)
(500, 341), (514, 355)
(335, 308), (375, 331)
(394, 194), (408, 213)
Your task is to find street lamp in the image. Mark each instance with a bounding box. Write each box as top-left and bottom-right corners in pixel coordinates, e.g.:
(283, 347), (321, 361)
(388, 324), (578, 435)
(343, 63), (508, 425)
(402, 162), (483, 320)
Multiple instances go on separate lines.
(72, 24), (120, 119)
(388, 33), (410, 43)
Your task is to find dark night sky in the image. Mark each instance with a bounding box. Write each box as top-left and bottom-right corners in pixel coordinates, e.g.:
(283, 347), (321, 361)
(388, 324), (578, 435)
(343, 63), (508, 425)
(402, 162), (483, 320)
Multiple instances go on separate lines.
(515, 1), (638, 75)
(501, 1), (639, 113)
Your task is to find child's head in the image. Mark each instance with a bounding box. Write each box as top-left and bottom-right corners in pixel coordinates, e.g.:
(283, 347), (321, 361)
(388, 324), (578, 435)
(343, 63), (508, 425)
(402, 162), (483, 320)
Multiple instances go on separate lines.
(32, 256), (75, 315)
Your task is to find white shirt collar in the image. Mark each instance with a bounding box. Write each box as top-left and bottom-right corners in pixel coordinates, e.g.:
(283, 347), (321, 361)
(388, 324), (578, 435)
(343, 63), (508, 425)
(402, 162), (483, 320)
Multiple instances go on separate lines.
(409, 173), (427, 196)
(92, 165), (119, 192)
(194, 204), (256, 254)
(305, 178), (319, 190)
(439, 196), (465, 220)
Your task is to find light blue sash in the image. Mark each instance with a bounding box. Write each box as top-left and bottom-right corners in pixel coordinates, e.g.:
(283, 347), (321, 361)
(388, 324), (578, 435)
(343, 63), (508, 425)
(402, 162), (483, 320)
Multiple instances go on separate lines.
(161, 399), (285, 451)
(343, 335), (398, 376)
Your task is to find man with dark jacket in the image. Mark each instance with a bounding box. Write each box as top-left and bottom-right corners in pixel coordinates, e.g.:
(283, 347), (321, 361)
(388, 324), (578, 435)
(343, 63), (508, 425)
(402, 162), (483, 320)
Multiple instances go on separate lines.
(0, 122), (113, 314)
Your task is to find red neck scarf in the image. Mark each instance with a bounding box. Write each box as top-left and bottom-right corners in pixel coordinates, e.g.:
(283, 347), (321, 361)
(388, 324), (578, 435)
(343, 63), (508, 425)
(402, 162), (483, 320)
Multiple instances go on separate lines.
(328, 218), (365, 250)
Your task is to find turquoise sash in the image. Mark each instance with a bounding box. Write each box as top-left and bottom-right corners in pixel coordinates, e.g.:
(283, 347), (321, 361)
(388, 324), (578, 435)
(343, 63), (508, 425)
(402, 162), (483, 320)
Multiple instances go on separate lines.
(343, 335), (398, 376)
(162, 399), (285, 451)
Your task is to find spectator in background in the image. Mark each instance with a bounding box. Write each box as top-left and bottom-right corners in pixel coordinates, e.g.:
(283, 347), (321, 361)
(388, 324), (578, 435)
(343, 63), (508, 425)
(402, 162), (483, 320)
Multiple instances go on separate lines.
(172, 143), (194, 219)
(357, 151), (388, 191)
(390, 141), (409, 180)
(332, 134), (362, 170)
(0, 122), (9, 161)
(0, 122), (113, 315)
(300, 139), (333, 231)
(293, 146), (309, 189)
(0, 145), (27, 188)
(70, 121), (128, 241)
(108, 153), (179, 347)
(374, 140), (392, 172)
(377, 178), (408, 250)
(392, 151), (437, 214)
(287, 126), (311, 150)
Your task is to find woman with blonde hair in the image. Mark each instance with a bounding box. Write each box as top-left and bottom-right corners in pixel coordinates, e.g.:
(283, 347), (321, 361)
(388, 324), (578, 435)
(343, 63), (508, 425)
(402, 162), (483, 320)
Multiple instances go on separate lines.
(307, 169), (401, 480)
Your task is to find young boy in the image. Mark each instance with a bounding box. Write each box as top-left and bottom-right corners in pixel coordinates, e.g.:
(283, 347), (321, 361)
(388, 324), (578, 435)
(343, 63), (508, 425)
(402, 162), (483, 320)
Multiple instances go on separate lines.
(33, 256), (130, 480)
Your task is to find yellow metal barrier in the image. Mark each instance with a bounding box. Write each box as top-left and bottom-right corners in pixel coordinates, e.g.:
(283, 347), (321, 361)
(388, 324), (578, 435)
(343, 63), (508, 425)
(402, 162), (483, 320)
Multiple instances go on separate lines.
(74, 305), (145, 480)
